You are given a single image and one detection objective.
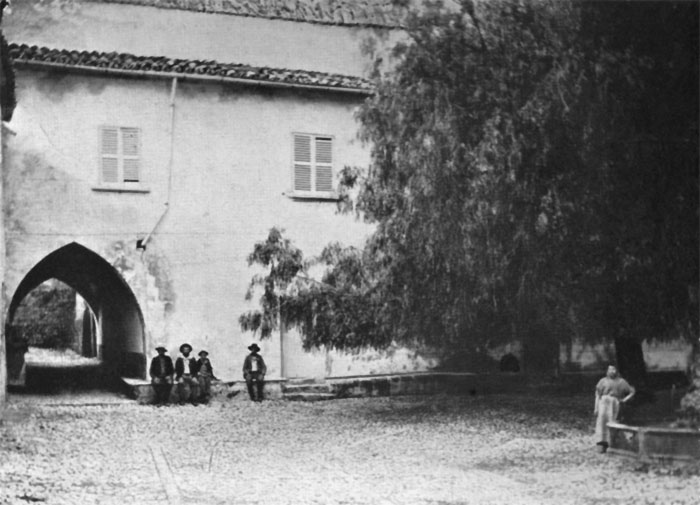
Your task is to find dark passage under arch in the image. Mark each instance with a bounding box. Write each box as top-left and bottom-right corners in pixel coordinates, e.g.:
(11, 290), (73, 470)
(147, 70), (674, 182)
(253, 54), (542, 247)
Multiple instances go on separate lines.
(6, 242), (146, 384)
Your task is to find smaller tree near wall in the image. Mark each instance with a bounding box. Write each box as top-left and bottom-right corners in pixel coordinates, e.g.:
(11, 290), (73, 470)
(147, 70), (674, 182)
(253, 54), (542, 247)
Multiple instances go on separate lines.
(239, 227), (304, 340)
(239, 228), (393, 352)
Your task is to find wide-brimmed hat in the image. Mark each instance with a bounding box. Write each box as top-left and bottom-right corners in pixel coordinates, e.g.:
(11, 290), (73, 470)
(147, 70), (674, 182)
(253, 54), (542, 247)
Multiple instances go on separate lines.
(155, 344), (167, 351)
(248, 343), (261, 352)
(198, 350), (209, 357)
(179, 343), (193, 353)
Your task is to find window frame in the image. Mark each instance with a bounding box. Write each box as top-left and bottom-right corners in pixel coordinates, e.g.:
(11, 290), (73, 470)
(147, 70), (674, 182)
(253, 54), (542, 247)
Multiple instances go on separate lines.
(290, 132), (338, 200)
(94, 125), (148, 193)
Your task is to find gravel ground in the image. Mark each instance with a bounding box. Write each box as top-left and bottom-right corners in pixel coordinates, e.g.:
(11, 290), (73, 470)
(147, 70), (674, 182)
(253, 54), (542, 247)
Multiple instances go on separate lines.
(1, 390), (698, 505)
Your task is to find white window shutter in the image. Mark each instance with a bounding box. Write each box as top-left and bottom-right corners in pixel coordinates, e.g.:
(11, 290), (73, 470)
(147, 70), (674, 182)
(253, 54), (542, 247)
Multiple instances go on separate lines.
(123, 159), (140, 182)
(315, 137), (333, 192)
(294, 134), (312, 191)
(121, 127), (140, 182)
(315, 137), (332, 164)
(101, 158), (119, 183)
(294, 164), (312, 191)
(100, 127), (119, 183)
(99, 126), (141, 185)
(315, 166), (333, 192)
(101, 127), (118, 155)
(294, 134), (311, 163)
(121, 128), (139, 156)
(292, 134), (334, 195)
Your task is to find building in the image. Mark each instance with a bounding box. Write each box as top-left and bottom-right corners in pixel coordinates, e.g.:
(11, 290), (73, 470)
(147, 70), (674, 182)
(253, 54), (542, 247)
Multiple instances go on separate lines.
(1, 0), (439, 387)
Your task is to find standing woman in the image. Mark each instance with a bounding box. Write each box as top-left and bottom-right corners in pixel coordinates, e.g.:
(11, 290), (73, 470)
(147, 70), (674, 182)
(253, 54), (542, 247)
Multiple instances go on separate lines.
(594, 365), (635, 453)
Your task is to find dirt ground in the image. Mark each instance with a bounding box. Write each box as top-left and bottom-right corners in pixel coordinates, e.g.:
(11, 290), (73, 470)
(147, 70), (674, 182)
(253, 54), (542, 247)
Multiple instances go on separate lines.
(1, 389), (698, 505)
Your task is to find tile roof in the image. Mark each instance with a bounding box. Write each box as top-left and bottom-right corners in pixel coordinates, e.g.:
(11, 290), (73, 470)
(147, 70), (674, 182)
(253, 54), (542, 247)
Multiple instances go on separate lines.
(87, 0), (408, 28)
(8, 43), (374, 94)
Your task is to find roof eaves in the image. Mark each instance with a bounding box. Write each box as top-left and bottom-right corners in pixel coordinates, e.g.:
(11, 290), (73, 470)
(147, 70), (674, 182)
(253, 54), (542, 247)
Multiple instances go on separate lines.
(9, 44), (375, 95)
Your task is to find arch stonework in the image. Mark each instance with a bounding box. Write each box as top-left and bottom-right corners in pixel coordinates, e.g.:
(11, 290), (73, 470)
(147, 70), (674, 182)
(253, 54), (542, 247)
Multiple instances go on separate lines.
(5, 242), (147, 383)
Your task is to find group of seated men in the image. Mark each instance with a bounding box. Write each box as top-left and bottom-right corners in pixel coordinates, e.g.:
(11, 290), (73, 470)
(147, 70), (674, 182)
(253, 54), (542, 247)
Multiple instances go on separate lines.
(149, 342), (267, 404)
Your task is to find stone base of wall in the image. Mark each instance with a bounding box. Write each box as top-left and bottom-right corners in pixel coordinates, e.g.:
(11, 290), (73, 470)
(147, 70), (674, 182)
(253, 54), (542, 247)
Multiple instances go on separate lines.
(123, 373), (538, 404)
(327, 372), (527, 398)
(122, 377), (287, 404)
(121, 371), (693, 414)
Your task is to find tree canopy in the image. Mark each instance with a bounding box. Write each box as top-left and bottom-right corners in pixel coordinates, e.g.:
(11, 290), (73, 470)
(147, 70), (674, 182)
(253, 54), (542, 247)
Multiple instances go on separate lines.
(241, 0), (699, 371)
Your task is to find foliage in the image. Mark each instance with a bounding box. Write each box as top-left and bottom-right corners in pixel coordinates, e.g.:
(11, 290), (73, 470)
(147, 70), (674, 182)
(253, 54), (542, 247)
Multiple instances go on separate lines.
(239, 228), (304, 339)
(239, 229), (393, 350)
(347, 0), (698, 350)
(242, 1), (698, 360)
(11, 281), (77, 349)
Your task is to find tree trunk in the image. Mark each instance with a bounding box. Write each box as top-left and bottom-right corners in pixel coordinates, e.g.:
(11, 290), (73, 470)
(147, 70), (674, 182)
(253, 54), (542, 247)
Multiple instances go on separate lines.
(523, 328), (558, 376)
(614, 337), (649, 400)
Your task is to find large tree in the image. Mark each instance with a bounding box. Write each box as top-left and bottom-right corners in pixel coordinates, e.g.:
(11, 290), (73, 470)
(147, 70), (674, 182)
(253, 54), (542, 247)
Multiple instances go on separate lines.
(242, 0), (698, 383)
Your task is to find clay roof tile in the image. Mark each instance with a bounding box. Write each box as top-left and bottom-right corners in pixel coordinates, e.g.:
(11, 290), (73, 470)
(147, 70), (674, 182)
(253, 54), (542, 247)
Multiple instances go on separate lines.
(8, 43), (373, 92)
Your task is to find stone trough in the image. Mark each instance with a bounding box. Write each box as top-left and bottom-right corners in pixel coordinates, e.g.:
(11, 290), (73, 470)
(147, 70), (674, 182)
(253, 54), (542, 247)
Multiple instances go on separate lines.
(608, 421), (700, 462)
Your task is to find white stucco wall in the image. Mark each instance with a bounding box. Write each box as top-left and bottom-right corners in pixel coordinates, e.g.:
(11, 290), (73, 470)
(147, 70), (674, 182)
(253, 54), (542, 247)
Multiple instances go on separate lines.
(559, 338), (692, 372)
(4, 68), (411, 380)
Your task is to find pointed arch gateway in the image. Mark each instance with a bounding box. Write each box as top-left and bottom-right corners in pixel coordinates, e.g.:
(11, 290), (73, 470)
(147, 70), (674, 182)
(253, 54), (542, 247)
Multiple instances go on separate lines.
(7, 242), (147, 380)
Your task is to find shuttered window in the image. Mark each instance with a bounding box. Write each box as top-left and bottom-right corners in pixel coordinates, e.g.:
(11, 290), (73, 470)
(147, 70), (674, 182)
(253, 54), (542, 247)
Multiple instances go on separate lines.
(293, 133), (334, 195)
(293, 134), (312, 191)
(99, 126), (141, 185)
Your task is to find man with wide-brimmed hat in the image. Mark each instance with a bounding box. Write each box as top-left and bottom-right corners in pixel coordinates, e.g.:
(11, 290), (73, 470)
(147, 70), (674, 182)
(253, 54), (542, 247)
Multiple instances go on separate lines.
(175, 343), (199, 405)
(242, 343), (267, 402)
(149, 344), (174, 405)
(194, 350), (217, 404)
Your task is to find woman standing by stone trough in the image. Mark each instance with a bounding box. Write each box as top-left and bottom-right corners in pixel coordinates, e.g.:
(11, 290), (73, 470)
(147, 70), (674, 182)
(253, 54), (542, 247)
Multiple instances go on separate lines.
(594, 365), (636, 453)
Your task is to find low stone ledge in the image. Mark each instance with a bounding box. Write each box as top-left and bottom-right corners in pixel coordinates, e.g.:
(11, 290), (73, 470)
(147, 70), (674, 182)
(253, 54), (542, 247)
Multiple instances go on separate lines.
(327, 372), (525, 398)
(123, 373), (531, 403)
(121, 377), (288, 404)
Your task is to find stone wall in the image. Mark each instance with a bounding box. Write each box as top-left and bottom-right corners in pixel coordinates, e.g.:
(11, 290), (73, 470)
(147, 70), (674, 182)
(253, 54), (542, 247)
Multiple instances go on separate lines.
(328, 372), (528, 398)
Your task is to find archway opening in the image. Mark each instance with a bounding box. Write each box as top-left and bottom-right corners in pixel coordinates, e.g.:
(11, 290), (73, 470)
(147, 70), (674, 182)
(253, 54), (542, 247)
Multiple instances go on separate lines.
(6, 242), (146, 392)
(8, 279), (103, 392)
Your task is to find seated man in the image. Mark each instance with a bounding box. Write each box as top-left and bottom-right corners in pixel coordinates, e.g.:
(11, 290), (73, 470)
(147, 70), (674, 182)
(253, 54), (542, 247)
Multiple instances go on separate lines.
(195, 350), (217, 404)
(175, 343), (198, 405)
(149, 344), (174, 405)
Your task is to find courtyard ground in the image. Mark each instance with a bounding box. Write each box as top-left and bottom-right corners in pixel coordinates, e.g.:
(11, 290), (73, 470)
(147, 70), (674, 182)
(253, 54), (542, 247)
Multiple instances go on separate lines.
(0, 389), (698, 505)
